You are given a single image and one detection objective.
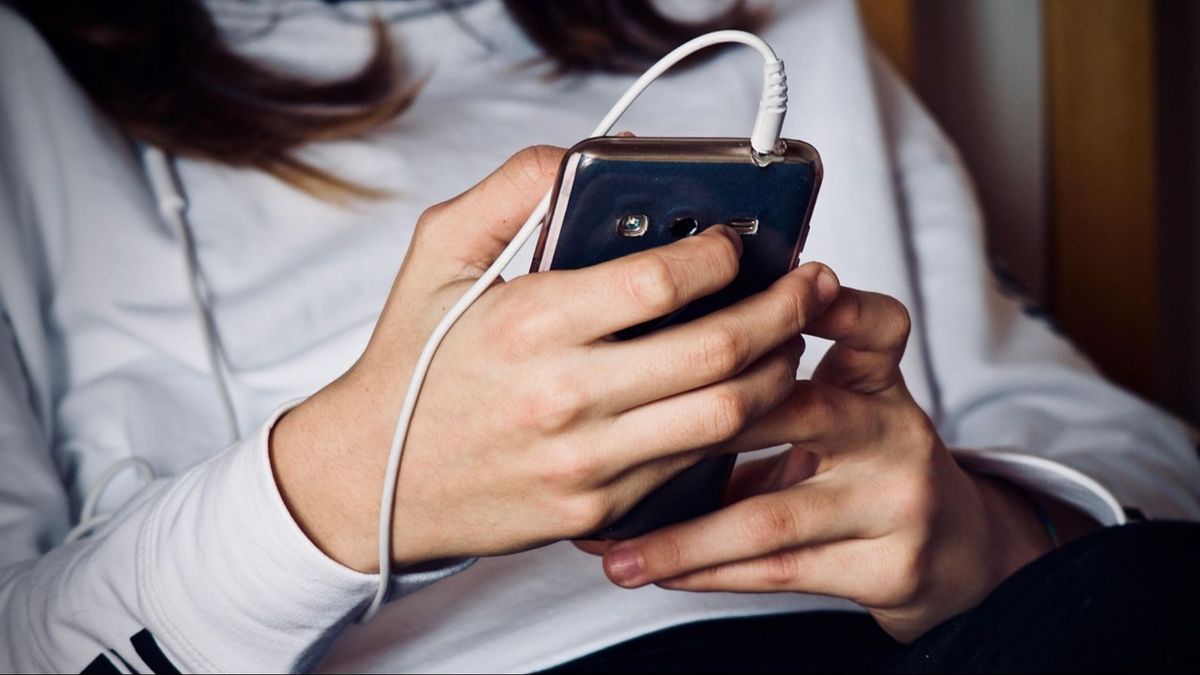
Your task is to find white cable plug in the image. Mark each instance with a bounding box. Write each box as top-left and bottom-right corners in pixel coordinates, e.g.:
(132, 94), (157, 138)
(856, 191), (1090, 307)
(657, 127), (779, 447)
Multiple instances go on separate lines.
(360, 30), (787, 622)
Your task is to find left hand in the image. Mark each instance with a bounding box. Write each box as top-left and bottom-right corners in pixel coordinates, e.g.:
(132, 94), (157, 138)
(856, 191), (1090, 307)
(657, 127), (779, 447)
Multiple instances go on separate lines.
(579, 282), (1061, 642)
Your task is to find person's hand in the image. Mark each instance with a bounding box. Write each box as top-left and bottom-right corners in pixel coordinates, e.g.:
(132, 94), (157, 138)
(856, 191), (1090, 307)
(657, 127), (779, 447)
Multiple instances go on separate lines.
(270, 146), (841, 573)
(584, 284), (1072, 642)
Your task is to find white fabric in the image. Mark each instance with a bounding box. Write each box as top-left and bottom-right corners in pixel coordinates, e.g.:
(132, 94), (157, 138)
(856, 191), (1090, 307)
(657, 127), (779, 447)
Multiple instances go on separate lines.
(0, 0), (1196, 672)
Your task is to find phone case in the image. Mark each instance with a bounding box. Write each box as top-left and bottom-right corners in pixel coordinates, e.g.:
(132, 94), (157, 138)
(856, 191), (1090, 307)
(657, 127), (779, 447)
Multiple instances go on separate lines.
(531, 137), (822, 539)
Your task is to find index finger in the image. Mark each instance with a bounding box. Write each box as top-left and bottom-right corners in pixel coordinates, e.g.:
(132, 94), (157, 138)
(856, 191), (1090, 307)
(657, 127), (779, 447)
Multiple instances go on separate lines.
(589, 262), (836, 412)
(805, 287), (912, 394)
(536, 225), (744, 342)
(422, 145), (567, 276)
(600, 482), (860, 588)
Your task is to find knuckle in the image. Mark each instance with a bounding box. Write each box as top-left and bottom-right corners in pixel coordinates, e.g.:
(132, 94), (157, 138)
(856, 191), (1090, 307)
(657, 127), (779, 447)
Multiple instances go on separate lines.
(880, 295), (913, 348)
(845, 287), (868, 325)
(890, 472), (939, 526)
(504, 145), (562, 191)
(740, 498), (798, 550)
(623, 255), (680, 315)
(518, 377), (588, 433)
(560, 492), (610, 533)
(786, 383), (832, 426)
(769, 349), (800, 391)
(416, 200), (449, 227)
(495, 317), (540, 361)
(882, 545), (929, 607)
(491, 283), (551, 360)
(528, 144), (565, 177)
(413, 201), (451, 243)
(644, 535), (684, 574)
(776, 277), (809, 327)
(895, 407), (938, 456)
(704, 386), (750, 442)
(694, 323), (749, 378)
(539, 449), (599, 492)
(762, 551), (802, 587)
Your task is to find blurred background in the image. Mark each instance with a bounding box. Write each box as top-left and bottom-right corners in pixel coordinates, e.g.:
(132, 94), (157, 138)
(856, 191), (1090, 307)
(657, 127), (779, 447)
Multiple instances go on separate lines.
(857, 0), (1199, 426)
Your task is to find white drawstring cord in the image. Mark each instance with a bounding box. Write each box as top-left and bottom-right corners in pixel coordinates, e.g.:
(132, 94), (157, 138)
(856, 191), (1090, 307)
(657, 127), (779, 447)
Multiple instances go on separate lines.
(360, 29), (788, 622)
(63, 457), (156, 544)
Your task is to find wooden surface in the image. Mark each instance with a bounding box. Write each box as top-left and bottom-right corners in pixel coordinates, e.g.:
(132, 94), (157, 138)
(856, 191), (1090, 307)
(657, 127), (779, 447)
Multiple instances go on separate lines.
(1045, 0), (1158, 397)
(856, 0), (1161, 399)
(857, 0), (914, 81)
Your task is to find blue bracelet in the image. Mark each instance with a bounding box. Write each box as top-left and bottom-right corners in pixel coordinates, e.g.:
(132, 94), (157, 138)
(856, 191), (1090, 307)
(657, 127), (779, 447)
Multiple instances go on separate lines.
(1032, 500), (1062, 549)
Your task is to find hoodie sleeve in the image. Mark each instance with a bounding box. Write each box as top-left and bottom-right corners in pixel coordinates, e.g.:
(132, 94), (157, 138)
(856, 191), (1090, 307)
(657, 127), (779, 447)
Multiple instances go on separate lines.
(0, 7), (470, 672)
(0, 271), (466, 673)
(0, 383), (375, 672)
(871, 54), (1200, 525)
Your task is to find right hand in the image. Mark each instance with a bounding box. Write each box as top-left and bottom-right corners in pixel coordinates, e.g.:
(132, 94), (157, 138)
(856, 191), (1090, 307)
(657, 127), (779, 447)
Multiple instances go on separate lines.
(270, 146), (840, 573)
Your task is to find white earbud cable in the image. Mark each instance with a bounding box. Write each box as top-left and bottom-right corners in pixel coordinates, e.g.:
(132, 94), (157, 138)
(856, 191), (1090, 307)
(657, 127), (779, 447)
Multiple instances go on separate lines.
(361, 30), (788, 621)
(64, 457), (156, 544)
(143, 147), (242, 444)
(65, 148), (242, 547)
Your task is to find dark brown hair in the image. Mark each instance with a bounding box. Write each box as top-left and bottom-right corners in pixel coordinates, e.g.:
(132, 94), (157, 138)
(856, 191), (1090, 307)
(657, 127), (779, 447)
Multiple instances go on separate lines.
(11, 0), (761, 201)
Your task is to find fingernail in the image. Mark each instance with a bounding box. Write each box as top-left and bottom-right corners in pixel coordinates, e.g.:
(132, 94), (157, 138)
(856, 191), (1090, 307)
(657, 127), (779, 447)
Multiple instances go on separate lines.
(815, 266), (839, 307)
(605, 547), (643, 586)
(616, 130), (636, 138)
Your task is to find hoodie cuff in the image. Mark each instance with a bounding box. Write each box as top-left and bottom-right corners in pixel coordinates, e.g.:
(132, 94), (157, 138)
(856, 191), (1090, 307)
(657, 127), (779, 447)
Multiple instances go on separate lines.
(952, 447), (1127, 527)
(136, 403), (471, 672)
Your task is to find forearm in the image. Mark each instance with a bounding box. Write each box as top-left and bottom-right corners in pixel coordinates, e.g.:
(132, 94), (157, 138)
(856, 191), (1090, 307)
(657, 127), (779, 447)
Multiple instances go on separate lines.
(2, 408), (377, 673)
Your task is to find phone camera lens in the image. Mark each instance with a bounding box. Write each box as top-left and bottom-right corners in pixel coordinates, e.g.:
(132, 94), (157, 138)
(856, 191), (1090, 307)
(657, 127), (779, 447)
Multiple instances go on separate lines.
(617, 214), (650, 237)
(670, 217), (700, 238)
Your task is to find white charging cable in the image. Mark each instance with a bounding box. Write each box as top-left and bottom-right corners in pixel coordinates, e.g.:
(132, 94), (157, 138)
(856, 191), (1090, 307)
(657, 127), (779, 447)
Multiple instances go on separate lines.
(361, 30), (788, 622)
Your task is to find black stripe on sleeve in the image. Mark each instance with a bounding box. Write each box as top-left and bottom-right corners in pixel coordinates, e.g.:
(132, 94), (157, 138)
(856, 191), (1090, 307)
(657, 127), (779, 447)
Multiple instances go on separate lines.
(109, 649), (141, 674)
(81, 653), (120, 674)
(1123, 506), (1148, 522)
(130, 629), (180, 674)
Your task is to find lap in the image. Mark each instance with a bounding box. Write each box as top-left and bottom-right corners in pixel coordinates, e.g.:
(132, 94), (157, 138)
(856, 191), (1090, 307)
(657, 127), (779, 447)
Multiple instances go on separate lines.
(547, 521), (1200, 674)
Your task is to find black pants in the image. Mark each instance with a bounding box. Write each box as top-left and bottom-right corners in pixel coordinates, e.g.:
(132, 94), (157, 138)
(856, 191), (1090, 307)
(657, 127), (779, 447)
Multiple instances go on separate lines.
(546, 521), (1200, 673)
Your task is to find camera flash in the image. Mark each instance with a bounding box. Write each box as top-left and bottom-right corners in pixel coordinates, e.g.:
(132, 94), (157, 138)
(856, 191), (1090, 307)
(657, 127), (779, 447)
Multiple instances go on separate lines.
(617, 214), (650, 237)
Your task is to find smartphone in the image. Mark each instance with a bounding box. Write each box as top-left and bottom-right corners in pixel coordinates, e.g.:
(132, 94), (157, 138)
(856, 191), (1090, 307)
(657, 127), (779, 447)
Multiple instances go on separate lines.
(529, 136), (822, 539)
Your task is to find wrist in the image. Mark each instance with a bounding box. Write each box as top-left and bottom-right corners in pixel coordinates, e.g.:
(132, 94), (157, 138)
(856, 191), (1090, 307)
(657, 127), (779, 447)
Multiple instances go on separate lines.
(270, 384), (383, 574)
(1032, 488), (1104, 544)
(972, 473), (1056, 580)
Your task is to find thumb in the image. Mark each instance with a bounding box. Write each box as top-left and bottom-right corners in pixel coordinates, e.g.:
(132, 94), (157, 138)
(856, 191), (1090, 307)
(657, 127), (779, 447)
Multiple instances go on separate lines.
(415, 145), (565, 278)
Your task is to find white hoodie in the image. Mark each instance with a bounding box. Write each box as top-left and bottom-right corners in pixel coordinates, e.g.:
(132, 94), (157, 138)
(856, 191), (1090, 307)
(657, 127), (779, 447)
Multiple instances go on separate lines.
(0, 0), (1196, 672)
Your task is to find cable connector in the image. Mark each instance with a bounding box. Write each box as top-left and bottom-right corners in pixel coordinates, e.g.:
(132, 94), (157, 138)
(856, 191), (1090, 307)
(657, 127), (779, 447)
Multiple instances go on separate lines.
(750, 59), (787, 158)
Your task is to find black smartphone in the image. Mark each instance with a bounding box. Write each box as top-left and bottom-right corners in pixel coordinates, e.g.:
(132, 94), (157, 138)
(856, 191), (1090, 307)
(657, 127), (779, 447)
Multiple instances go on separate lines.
(529, 136), (823, 539)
